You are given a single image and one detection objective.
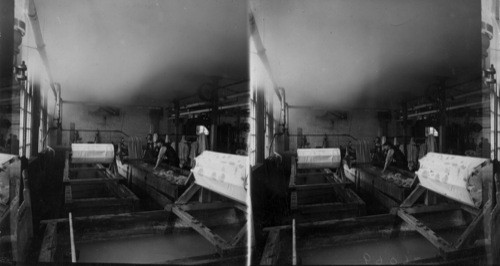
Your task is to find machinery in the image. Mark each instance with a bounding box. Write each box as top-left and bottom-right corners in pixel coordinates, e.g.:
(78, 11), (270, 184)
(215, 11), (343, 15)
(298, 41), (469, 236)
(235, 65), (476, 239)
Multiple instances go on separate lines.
(261, 152), (494, 265)
(40, 151), (248, 264)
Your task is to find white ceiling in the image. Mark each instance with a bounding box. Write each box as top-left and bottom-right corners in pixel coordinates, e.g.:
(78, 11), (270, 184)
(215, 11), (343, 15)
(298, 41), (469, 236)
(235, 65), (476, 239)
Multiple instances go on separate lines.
(34, 0), (248, 105)
(251, 0), (481, 109)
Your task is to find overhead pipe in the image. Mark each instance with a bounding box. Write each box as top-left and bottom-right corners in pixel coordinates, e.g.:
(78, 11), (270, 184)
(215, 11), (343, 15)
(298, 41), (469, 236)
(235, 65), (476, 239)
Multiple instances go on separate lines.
(27, 0), (57, 98)
(406, 100), (487, 119)
(178, 79), (249, 101)
(170, 102), (248, 118)
(249, 11), (282, 103)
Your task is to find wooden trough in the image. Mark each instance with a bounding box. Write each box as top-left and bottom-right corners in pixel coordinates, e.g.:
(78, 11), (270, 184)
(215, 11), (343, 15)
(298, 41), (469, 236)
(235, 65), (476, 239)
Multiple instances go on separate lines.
(38, 208), (247, 264)
(261, 153), (493, 265)
(344, 163), (415, 209)
(64, 151), (139, 217)
(290, 151), (365, 222)
(41, 151), (249, 264)
(116, 157), (191, 207)
(163, 151), (250, 257)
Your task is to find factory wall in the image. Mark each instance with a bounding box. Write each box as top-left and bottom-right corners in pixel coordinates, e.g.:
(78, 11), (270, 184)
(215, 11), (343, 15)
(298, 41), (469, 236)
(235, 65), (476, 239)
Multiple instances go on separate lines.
(60, 104), (170, 146)
(287, 108), (383, 151)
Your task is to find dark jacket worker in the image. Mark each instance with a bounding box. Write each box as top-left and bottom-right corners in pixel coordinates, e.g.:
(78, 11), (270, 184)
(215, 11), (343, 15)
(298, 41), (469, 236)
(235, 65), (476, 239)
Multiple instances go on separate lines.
(382, 142), (408, 172)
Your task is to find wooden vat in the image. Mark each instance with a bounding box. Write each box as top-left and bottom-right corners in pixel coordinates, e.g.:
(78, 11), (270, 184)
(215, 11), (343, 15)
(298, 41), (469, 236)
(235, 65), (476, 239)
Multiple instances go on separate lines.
(116, 157), (190, 206)
(344, 163), (415, 209)
(64, 155), (139, 217)
(38, 208), (246, 264)
(289, 156), (365, 221)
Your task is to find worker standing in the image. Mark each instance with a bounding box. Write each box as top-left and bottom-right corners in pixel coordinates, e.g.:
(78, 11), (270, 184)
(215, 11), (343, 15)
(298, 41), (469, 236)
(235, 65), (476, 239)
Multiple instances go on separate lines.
(381, 142), (408, 172)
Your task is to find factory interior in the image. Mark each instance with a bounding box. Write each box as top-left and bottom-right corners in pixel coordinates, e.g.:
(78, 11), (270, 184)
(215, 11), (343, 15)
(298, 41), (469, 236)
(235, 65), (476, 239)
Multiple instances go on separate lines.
(1, 0), (249, 264)
(2, 0), (500, 265)
(250, 0), (500, 265)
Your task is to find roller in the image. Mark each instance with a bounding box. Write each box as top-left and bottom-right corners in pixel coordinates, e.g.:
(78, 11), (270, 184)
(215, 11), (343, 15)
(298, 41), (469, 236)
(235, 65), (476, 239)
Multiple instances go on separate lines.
(71, 144), (114, 164)
(191, 151), (248, 204)
(417, 152), (492, 208)
(297, 148), (341, 169)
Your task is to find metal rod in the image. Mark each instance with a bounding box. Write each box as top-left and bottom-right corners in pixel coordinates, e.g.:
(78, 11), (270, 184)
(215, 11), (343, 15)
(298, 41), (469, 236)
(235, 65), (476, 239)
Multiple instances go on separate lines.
(287, 133), (358, 140)
(61, 128), (129, 137)
(292, 218), (297, 266)
(69, 212), (76, 263)
(407, 101), (487, 118)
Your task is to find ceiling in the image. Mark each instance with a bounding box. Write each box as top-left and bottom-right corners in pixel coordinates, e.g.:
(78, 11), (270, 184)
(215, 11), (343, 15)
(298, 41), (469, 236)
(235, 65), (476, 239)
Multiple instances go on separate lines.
(34, 0), (248, 105)
(250, 0), (481, 109)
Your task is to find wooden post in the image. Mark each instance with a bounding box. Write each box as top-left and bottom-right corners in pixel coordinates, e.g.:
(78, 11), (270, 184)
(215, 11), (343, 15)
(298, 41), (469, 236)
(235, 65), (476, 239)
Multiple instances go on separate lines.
(69, 212), (76, 263)
(292, 219), (297, 265)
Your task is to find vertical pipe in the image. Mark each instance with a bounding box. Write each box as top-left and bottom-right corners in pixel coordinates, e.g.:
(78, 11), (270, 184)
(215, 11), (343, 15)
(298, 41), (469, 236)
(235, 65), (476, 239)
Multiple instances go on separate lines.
(210, 88), (218, 151)
(402, 102), (408, 157)
(493, 82), (498, 207)
(174, 100), (180, 152)
(292, 218), (297, 265)
(69, 212), (76, 263)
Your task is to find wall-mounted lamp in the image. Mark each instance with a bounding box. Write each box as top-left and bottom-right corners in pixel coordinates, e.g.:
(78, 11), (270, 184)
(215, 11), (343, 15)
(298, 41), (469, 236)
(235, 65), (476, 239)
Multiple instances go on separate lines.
(14, 61), (27, 82)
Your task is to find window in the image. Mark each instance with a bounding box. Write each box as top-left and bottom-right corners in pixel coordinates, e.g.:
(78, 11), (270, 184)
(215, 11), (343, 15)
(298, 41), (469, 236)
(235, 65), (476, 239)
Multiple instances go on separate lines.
(19, 76), (33, 158)
(248, 87), (256, 166)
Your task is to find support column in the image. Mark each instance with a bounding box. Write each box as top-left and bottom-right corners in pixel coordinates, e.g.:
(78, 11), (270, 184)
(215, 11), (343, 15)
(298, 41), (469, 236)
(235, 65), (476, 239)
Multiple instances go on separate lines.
(210, 87), (218, 151)
(438, 86), (447, 153)
(402, 102), (408, 156)
(255, 88), (265, 164)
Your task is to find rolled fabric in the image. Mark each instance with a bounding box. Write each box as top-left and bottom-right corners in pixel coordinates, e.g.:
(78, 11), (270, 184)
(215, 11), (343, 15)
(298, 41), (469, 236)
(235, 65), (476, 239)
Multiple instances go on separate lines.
(71, 143), (114, 164)
(417, 152), (492, 208)
(297, 148), (341, 169)
(192, 151), (248, 204)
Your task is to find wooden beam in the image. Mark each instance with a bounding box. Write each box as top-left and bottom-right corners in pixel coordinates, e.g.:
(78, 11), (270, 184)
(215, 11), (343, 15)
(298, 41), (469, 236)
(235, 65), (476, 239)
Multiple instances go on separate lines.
(296, 202), (361, 214)
(263, 213), (395, 231)
(63, 158), (70, 183)
(63, 178), (120, 185)
(40, 210), (170, 225)
(454, 211), (484, 249)
(229, 222), (247, 247)
(162, 253), (245, 265)
(165, 202), (235, 212)
(292, 219), (297, 266)
(38, 222), (57, 262)
(397, 209), (453, 255)
(400, 184), (426, 207)
(66, 197), (136, 209)
(172, 206), (231, 254)
(260, 229), (281, 265)
(291, 182), (352, 191)
(64, 186), (73, 204)
(402, 203), (460, 215)
(69, 167), (105, 172)
(460, 204), (481, 216)
(289, 156), (297, 188)
(175, 182), (201, 204)
(296, 172), (333, 178)
(233, 203), (248, 214)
